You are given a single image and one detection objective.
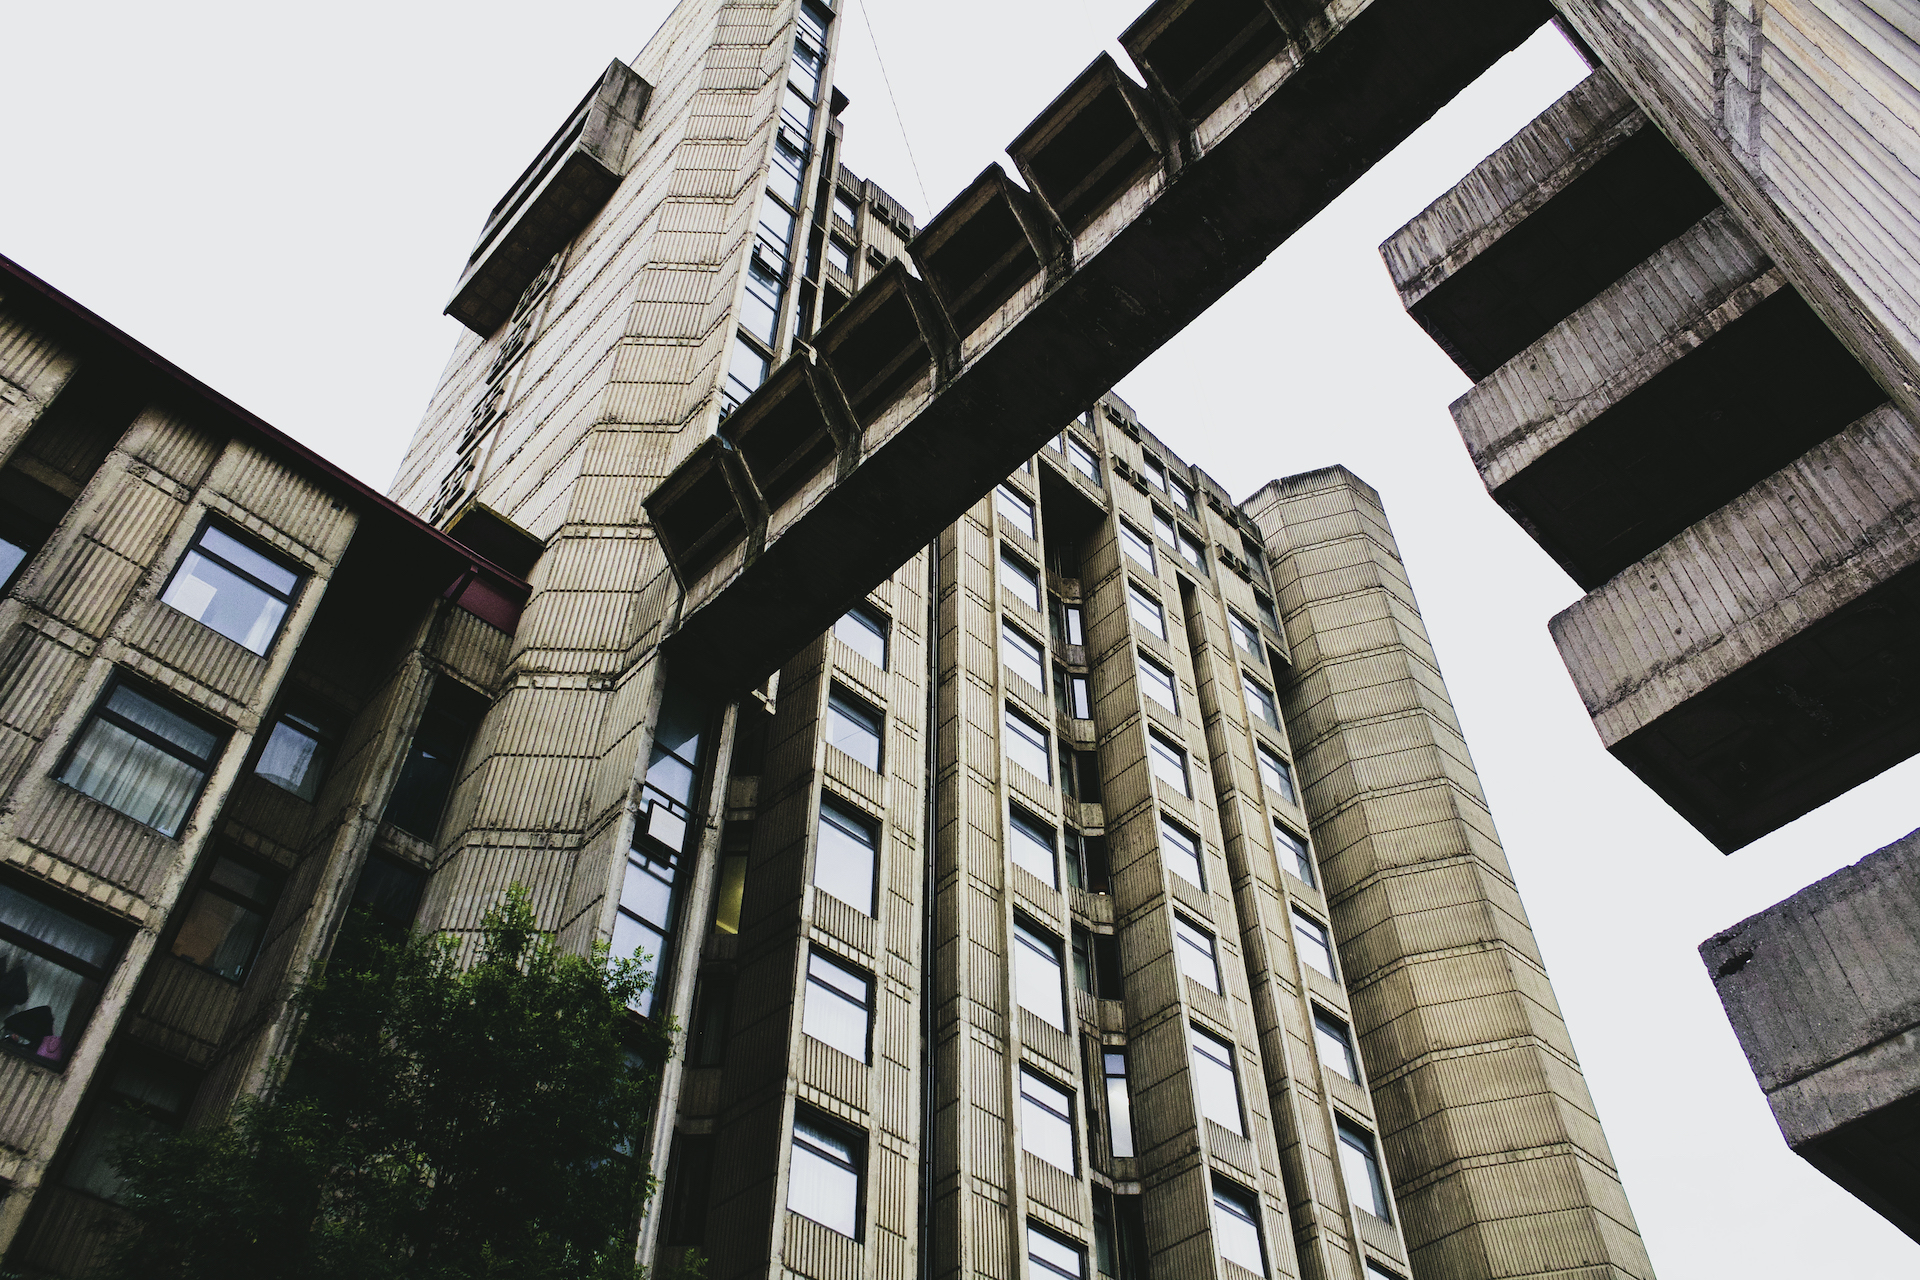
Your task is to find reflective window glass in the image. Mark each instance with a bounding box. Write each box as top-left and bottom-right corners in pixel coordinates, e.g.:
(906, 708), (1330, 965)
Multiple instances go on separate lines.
(1315, 1008), (1359, 1082)
(171, 853), (278, 982)
(825, 687), (882, 771)
(827, 237), (854, 275)
(1119, 522), (1154, 572)
(1256, 743), (1294, 805)
(1001, 622), (1046, 692)
(1000, 552), (1041, 612)
(1020, 1069), (1075, 1173)
(1147, 730), (1190, 798)
(1242, 674), (1279, 728)
(1009, 808), (1057, 887)
(1029, 1223), (1085, 1280)
(60, 681), (222, 837)
(254, 709), (331, 801)
(1338, 1120), (1393, 1221)
(1152, 507), (1176, 547)
(1004, 705), (1052, 782)
(1067, 674), (1091, 720)
(995, 484), (1036, 538)
(1103, 1051), (1135, 1158)
(161, 523), (300, 655)
(1013, 920), (1066, 1031)
(834, 603), (888, 668)
(1178, 528), (1207, 571)
(789, 1115), (861, 1237)
(1293, 910), (1336, 980)
(1174, 914), (1222, 993)
(1137, 653), (1177, 713)
(1127, 583), (1166, 640)
(1228, 612), (1262, 660)
(1211, 1180), (1266, 1275)
(1274, 819), (1314, 886)
(1190, 1024), (1244, 1135)
(1160, 815), (1204, 889)
(803, 951), (872, 1062)
(816, 797), (878, 915)
(0, 881), (119, 1067)
(1068, 437), (1101, 483)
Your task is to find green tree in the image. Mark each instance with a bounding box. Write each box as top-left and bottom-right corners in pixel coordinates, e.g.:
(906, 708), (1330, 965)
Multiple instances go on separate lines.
(100, 885), (673, 1280)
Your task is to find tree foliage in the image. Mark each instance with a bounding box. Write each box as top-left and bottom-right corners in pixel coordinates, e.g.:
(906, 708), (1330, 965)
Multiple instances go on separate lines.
(100, 886), (673, 1280)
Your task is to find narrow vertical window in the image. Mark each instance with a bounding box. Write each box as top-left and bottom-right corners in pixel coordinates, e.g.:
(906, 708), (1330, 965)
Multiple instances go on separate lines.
(1057, 600), (1085, 647)
(1009, 807), (1058, 888)
(834, 603), (889, 669)
(815, 796), (879, 916)
(1137, 652), (1177, 713)
(1211, 1179), (1267, 1275)
(1169, 476), (1196, 516)
(1019, 1069), (1076, 1173)
(723, 333), (771, 412)
(1255, 593), (1281, 632)
(1189, 1023), (1245, 1136)
(1177, 527), (1207, 572)
(1119, 521), (1155, 572)
(1127, 583), (1166, 640)
(1314, 1008), (1359, 1082)
(160, 521), (301, 655)
(825, 686), (882, 771)
(1274, 820), (1315, 887)
(1152, 506), (1176, 547)
(1068, 674), (1092, 720)
(1002, 622), (1047, 691)
(385, 682), (485, 842)
(1000, 551), (1042, 612)
(1159, 815), (1204, 889)
(1147, 730), (1190, 798)
(833, 188), (860, 228)
(803, 950), (873, 1063)
(614, 843), (679, 1016)
(1013, 919), (1066, 1031)
(1028, 1223), (1086, 1280)
(1068, 437), (1102, 484)
(1228, 611), (1263, 661)
(1242, 674), (1279, 728)
(1338, 1119), (1393, 1221)
(1293, 909), (1337, 980)
(1256, 742), (1295, 805)
(1071, 927), (1094, 993)
(789, 1113), (863, 1238)
(59, 679), (224, 838)
(1174, 914), (1222, 993)
(1103, 1051), (1135, 1157)
(1004, 705), (1053, 782)
(996, 483), (1037, 538)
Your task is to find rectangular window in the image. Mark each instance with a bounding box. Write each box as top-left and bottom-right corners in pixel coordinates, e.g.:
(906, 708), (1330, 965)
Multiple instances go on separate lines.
(160, 521), (300, 655)
(1072, 926), (1093, 993)
(1338, 1119), (1393, 1221)
(1293, 909), (1337, 980)
(1067, 437), (1101, 484)
(1020, 1068), (1076, 1173)
(825, 686), (882, 771)
(834, 603), (888, 669)
(59, 678), (222, 838)
(1067, 673), (1091, 720)
(1152, 507), (1176, 547)
(1242, 674), (1279, 728)
(1211, 1179), (1267, 1275)
(1002, 622), (1046, 692)
(1169, 476), (1196, 516)
(803, 950), (873, 1063)
(1147, 729), (1190, 798)
(0, 880), (119, 1067)
(613, 843), (679, 1016)
(254, 706), (332, 802)
(1141, 455), (1166, 491)
(826, 237), (854, 275)
(1013, 919), (1066, 1031)
(1256, 743), (1295, 805)
(833, 189), (860, 228)
(1365, 1264), (1405, 1280)
(782, 83), (816, 134)
(0, 533), (30, 594)
(1055, 600), (1085, 648)
(742, 254), (784, 345)
(1000, 551), (1042, 612)
(1137, 653), (1177, 713)
(1028, 1223), (1085, 1280)
(1160, 815), (1203, 889)
(1119, 521), (1155, 572)
(1009, 807), (1058, 888)
(1315, 1008), (1359, 1082)
(789, 30), (824, 101)
(723, 332), (771, 411)
(789, 1113), (862, 1238)
(1228, 612), (1263, 661)
(62, 1051), (194, 1203)
(1256, 593), (1281, 632)
(758, 192), (798, 261)
(1177, 528), (1207, 572)
(1127, 582), (1166, 640)
(815, 796), (878, 916)
(995, 483), (1037, 538)
(1005, 705), (1052, 782)
(1274, 820), (1315, 887)
(1174, 914), (1222, 993)
(385, 681), (485, 841)
(171, 852), (279, 983)
(1189, 1023), (1244, 1136)
(1103, 1050), (1135, 1157)
(769, 129), (807, 206)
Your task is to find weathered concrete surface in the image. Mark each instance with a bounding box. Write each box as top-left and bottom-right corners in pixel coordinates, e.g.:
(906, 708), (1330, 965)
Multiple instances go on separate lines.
(1702, 826), (1920, 1241)
(1553, 401), (1920, 851)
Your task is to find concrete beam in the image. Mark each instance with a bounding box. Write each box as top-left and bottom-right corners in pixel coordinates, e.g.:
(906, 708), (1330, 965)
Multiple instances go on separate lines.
(1702, 827), (1920, 1241)
(658, 0), (1556, 695)
(1552, 401), (1920, 851)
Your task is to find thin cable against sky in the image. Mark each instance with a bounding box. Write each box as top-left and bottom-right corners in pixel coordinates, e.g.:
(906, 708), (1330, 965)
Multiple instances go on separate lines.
(852, 0), (932, 216)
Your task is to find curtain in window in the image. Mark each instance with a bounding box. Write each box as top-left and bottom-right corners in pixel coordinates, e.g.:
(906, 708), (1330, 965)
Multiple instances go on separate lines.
(64, 716), (205, 836)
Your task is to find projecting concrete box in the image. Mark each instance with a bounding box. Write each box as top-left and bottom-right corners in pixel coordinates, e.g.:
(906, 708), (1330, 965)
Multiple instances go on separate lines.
(1703, 827), (1920, 1242)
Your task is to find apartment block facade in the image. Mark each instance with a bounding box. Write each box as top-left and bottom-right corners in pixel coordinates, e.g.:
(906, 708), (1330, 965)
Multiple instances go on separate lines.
(0, 0), (1677, 1277)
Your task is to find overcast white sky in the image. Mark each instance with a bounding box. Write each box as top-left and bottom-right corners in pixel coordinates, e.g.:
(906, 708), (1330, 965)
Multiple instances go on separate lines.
(4, 1), (1916, 1274)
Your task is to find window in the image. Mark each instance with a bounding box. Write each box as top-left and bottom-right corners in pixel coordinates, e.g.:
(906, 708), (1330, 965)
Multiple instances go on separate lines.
(1067, 437), (1101, 484)
(1066, 829), (1110, 893)
(1152, 507), (1176, 547)
(1177, 528), (1207, 572)
(1103, 1050), (1135, 1157)
(1160, 815), (1204, 889)
(1020, 1068), (1076, 1173)
(1242, 674), (1279, 728)
(63, 1052), (194, 1203)
(690, 974), (736, 1067)
(171, 852), (279, 982)
(1119, 521), (1155, 572)
(782, 83), (816, 135)
(1365, 1264), (1405, 1280)
(0, 880), (119, 1066)
(825, 687), (882, 771)
(723, 332), (771, 411)
(254, 706), (332, 802)
(1211, 1180), (1266, 1275)
(1147, 729), (1190, 798)
(1072, 927), (1093, 992)
(1338, 1119), (1393, 1221)
(1140, 455), (1166, 491)
(1293, 910), (1336, 980)
(833, 189), (860, 228)
(803, 950), (872, 1062)
(384, 681), (483, 841)
(0, 531), (30, 594)
(1274, 820), (1315, 886)
(1228, 612), (1263, 661)
(1189, 1023), (1244, 1135)
(59, 678), (222, 838)
(1127, 582), (1166, 640)
(789, 24), (824, 100)
(742, 253), (784, 345)
(1257, 743), (1295, 806)
(1004, 705), (1052, 782)
(1002, 622), (1046, 691)
(1054, 600), (1085, 648)
(769, 128), (807, 206)
(1315, 1008), (1359, 1082)
(758, 192), (798, 261)
(1013, 919), (1066, 1031)
(1137, 652), (1177, 713)
(614, 842), (679, 1016)
(348, 855), (426, 937)
(835, 602), (888, 668)
(1169, 476), (1196, 516)
(1009, 808), (1058, 887)
(1067, 673), (1091, 720)
(160, 521), (300, 655)
(1000, 551), (1042, 611)
(1066, 750), (1103, 806)
(995, 483), (1037, 538)
(826, 237), (854, 275)
(1028, 1223), (1085, 1280)
(789, 1113), (862, 1237)
(1174, 914), (1222, 993)
(815, 796), (878, 915)
(1256, 593), (1281, 632)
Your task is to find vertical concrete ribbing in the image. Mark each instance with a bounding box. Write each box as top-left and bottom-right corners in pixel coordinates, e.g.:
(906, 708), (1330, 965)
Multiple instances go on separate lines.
(1244, 467), (1654, 1280)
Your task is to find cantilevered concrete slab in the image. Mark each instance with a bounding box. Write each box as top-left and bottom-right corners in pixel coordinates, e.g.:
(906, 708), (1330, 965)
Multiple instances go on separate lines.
(1703, 827), (1920, 1240)
(1552, 402), (1920, 851)
(657, 0), (1558, 694)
